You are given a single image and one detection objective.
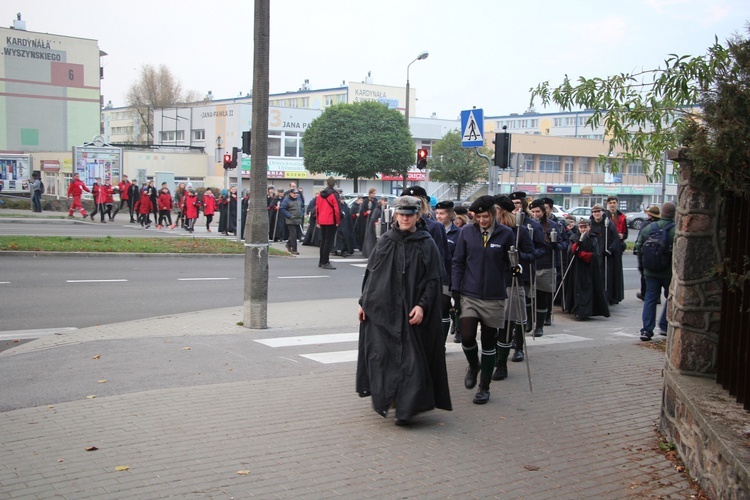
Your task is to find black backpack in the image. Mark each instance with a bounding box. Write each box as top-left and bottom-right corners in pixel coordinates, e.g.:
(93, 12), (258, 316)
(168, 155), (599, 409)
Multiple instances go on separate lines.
(38, 180), (44, 193)
(641, 221), (675, 271)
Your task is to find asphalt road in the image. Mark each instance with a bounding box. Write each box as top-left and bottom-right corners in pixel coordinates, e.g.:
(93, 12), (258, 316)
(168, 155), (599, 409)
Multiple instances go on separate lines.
(0, 253), (367, 333)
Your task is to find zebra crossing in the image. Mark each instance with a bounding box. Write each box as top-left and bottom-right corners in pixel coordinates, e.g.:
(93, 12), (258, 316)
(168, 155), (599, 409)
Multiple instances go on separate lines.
(252, 331), (594, 364)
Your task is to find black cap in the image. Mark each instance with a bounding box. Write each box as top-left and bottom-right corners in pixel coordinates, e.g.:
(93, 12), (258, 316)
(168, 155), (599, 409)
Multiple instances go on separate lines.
(529, 198), (546, 210)
(542, 197), (555, 207)
(454, 206), (468, 216)
(469, 195), (497, 214)
(493, 195), (515, 212)
(435, 200), (454, 210)
(400, 186), (428, 199)
(509, 191), (527, 201)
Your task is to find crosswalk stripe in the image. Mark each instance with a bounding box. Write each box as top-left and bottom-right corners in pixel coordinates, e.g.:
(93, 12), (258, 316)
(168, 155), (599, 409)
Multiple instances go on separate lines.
(255, 332), (358, 347)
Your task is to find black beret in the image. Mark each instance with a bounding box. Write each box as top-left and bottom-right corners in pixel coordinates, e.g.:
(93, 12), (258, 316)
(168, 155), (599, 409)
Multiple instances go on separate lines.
(529, 198), (546, 210)
(493, 195), (515, 212)
(400, 186), (428, 199)
(454, 206), (468, 215)
(469, 195), (497, 214)
(509, 191), (527, 201)
(435, 200), (454, 210)
(542, 197), (555, 207)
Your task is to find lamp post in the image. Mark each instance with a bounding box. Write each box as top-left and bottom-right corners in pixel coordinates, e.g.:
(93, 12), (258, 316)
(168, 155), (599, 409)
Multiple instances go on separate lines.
(403, 50), (428, 189)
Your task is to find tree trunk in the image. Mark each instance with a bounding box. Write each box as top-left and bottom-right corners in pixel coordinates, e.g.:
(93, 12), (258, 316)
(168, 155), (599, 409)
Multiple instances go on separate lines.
(353, 176), (358, 193)
(243, 0), (270, 329)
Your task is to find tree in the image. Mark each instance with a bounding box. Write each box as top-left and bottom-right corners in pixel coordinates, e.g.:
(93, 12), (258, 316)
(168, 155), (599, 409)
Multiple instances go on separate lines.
(528, 38), (732, 180)
(428, 130), (490, 199)
(126, 64), (200, 145)
(303, 101), (414, 191)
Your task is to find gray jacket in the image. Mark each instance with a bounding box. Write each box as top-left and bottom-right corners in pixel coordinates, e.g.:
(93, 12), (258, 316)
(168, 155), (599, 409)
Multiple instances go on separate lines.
(280, 196), (303, 225)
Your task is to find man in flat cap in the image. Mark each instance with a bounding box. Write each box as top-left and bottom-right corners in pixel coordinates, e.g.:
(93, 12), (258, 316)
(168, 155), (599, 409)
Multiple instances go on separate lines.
(357, 196), (452, 425)
(452, 195), (515, 404)
(401, 186), (452, 335)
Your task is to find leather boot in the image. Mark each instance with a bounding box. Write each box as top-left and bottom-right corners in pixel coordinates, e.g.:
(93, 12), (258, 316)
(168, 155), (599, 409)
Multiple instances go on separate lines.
(492, 347), (510, 380)
(463, 344), (479, 389)
(473, 374), (491, 404)
(525, 302), (533, 333)
(511, 327), (525, 362)
(534, 309), (546, 337)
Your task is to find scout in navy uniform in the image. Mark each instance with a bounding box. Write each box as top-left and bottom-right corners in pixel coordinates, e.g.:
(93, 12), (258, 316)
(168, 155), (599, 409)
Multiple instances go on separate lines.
(451, 195), (515, 404)
(434, 200), (461, 343)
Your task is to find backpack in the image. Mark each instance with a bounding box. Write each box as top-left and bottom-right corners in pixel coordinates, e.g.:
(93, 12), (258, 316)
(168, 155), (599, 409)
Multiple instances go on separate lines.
(38, 180), (44, 193)
(641, 222), (675, 271)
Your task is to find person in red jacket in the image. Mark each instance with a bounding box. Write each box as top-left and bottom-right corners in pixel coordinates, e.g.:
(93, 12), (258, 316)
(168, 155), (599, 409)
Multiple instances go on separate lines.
(135, 186), (153, 228)
(157, 186), (173, 229)
(183, 188), (200, 233)
(67, 173), (90, 218)
(117, 175), (130, 218)
(202, 188), (217, 232)
(315, 177), (341, 269)
(89, 178), (103, 221)
(103, 179), (115, 222)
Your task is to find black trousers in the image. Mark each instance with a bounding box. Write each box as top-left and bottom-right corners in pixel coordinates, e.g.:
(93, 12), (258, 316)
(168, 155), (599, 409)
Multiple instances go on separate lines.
(319, 225), (337, 266)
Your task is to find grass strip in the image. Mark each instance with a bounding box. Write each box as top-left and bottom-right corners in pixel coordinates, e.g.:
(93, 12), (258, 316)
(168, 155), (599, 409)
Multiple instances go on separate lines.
(0, 235), (249, 254)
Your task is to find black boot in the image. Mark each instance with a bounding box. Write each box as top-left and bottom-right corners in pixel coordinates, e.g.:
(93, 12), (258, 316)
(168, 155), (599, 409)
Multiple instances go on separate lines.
(511, 326), (525, 362)
(492, 347), (510, 380)
(464, 365), (479, 389)
(525, 301), (533, 333)
(473, 374), (491, 404)
(534, 309), (546, 337)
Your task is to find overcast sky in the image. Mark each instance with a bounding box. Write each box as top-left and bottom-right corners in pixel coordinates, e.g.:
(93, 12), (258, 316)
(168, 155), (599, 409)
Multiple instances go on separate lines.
(5, 0), (750, 119)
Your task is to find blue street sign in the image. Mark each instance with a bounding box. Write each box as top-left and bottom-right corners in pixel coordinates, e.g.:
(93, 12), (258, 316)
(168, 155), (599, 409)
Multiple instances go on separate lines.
(460, 108), (484, 148)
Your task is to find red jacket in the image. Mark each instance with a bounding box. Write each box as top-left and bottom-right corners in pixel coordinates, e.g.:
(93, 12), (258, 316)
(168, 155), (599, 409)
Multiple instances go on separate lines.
(158, 192), (173, 211)
(104, 184), (114, 204)
(202, 193), (216, 215)
(67, 179), (90, 198)
(609, 211), (628, 239)
(136, 194), (153, 214)
(119, 181), (130, 200)
(315, 188), (341, 226)
(184, 193), (200, 218)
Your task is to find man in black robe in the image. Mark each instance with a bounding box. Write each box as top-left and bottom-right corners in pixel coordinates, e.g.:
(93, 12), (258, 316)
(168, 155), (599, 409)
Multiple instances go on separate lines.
(356, 196), (452, 425)
(335, 189), (355, 256)
(563, 219), (610, 320)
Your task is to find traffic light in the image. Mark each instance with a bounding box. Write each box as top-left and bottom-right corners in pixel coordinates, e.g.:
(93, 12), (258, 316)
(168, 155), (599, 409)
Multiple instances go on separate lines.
(493, 131), (511, 169)
(232, 147), (239, 169)
(417, 148), (428, 170)
(242, 131), (251, 155)
(223, 152), (233, 169)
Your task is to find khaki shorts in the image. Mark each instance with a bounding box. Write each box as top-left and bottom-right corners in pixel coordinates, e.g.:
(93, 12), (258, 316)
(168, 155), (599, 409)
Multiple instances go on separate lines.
(536, 268), (556, 293)
(460, 296), (505, 328)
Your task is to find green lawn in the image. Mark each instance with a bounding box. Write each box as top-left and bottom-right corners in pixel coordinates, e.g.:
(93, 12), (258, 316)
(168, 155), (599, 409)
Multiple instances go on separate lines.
(0, 235), (277, 254)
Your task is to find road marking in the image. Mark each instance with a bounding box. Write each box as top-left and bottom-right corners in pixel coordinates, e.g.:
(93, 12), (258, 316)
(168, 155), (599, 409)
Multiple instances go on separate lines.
(302, 349), (358, 364)
(0, 282), (10, 284)
(256, 332), (358, 347)
(351, 264), (368, 268)
(66, 279), (128, 283)
(277, 275), (330, 279)
(0, 327), (77, 340)
(177, 277), (235, 281)
(331, 258), (367, 263)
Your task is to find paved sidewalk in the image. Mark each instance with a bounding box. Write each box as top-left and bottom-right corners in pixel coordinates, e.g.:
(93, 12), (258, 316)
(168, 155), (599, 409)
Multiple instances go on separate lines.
(0, 298), (699, 498)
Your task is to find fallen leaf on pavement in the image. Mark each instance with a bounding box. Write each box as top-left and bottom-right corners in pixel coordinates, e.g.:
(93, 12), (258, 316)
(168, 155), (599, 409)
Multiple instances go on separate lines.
(57, 459), (64, 462)
(236, 470), (250, 475)
(524, 464), (540, 471)
(86, 395), (96, 399)
(84, 446), (98, 451)
(115, 465), (130, 471)
(92, 355), (100, 359)
(98, 380), (108, 383)
(182, 347), (192, 350)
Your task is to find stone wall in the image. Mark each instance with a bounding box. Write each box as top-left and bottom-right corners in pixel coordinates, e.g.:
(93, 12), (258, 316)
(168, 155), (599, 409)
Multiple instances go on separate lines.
(660, 153), (750, 499)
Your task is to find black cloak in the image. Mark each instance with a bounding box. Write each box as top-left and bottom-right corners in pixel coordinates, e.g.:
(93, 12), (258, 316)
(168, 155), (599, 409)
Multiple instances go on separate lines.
(563, 231), (610, 320)
(590, 217), (625, 304)
(335, 200), (355, 255)
(356, 221), (452, 421)
(360, 203), (383, 258)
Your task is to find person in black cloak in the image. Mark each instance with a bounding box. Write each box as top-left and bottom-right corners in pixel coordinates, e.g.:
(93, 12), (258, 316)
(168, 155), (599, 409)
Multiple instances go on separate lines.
(224, 185), (239, 235)
(218, 189), (229, 234)
(269, 190), (287, 241)
(356, 195), (452, 426)
(302, 194), (321, 246)
(334, 189), (355, 256)
(240, 189), (249, 240)
(354, 188), (377, 252)
(589, 204), (620, 305)
(266, 186), (277, 240)
(563, 218), (610, 320)
(360, 196), (385, 258)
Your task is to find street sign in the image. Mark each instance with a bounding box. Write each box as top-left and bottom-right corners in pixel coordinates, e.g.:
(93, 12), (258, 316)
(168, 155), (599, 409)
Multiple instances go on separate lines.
(460, 108), (484, 148)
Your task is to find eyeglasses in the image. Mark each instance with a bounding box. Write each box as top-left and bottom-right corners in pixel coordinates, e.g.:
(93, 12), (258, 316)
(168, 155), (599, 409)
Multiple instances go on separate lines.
(592, 210), (602, 213)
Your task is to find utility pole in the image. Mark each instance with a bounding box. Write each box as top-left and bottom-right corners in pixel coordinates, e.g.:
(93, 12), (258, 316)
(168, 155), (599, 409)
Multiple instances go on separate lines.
(243, 0), (270, 329)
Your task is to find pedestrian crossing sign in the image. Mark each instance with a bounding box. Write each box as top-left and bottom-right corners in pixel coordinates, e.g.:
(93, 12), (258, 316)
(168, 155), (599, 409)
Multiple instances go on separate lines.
(461, 108), (484, 148)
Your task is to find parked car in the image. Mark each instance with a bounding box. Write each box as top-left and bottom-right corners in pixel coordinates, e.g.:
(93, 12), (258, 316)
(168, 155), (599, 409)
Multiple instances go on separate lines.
(625, 211), (650, 230)
(566, 206), (592, 222)
(551, 205), (568, 219)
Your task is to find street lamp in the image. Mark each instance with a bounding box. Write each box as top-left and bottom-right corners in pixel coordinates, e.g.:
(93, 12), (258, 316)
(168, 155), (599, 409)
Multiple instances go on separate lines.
(403, 50), (428, 188)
